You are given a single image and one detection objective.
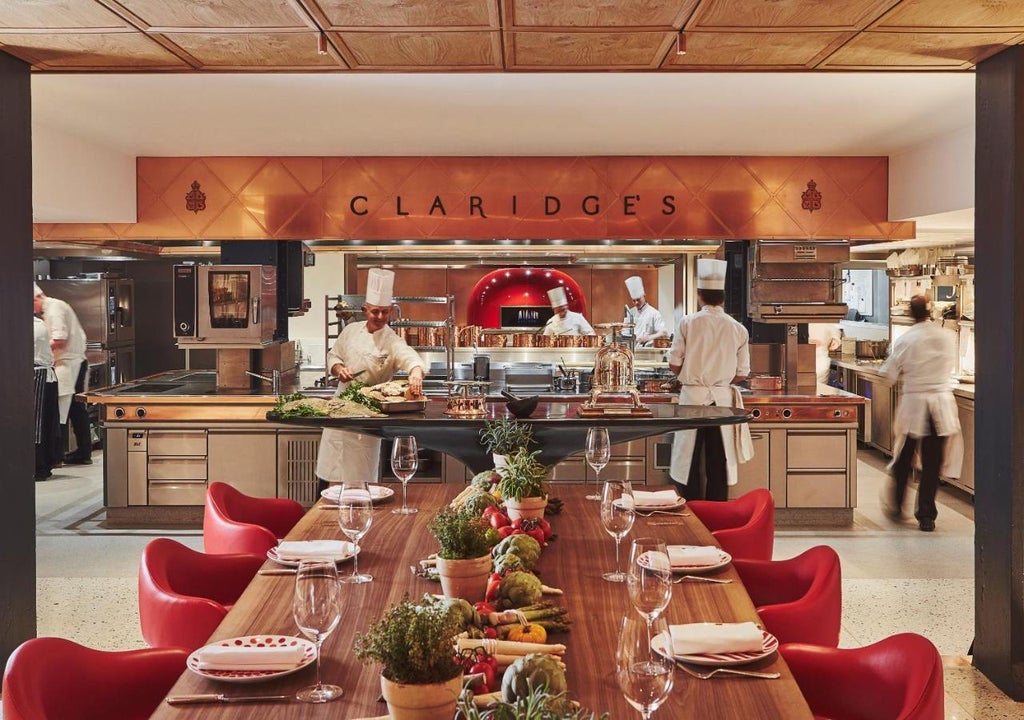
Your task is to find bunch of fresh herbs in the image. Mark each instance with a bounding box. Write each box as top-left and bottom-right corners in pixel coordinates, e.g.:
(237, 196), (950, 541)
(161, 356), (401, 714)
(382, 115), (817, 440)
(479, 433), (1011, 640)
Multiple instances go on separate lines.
(428, 506), (493, 560)
(337, 379), (382, 413)
(479, 417), (535, 456)
(354, 596), (463, 684)
(497, 448), (550, 501)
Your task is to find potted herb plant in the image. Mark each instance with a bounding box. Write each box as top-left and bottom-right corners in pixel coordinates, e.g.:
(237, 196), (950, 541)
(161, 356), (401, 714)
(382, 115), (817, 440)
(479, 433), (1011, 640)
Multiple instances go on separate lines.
(480, 417), (535, 473)
(498, 447), (550, 521)
(428, 506), (494, 603)
(354, 597), (464, 720)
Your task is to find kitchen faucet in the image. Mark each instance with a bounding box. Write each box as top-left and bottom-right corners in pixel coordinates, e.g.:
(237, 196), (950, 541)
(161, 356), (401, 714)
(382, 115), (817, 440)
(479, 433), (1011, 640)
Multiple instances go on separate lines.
(246, 369), (281, 395)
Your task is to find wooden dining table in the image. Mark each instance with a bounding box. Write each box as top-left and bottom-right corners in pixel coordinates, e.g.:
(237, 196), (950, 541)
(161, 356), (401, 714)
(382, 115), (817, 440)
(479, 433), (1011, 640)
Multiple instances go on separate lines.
(150, 485), (812, 719)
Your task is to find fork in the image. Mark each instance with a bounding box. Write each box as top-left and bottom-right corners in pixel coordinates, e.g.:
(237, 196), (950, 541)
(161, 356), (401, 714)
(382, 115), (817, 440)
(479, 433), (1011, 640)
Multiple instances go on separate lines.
(675, 664), (780, 680)
(673, 575), (732, 584)
(637, 510), (692, 518)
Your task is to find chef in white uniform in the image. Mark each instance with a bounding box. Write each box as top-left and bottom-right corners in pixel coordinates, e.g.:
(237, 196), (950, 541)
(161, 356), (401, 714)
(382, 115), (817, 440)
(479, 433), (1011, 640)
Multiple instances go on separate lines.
(315, 269), (425, 486)
(668, 259), (752, 501)
(542, 286), (594, 337)
(880, 294), (961, 531)
(624, 276), (668, 347)
(34, 283), (91, 464)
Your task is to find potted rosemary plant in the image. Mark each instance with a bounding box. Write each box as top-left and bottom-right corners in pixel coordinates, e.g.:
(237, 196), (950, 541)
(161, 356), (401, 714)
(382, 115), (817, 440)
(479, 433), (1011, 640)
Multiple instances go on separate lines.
(428, 506), (494, 603)
(497, 447), (550, 521)
(354, 597), (464, 720)
(480, 417), (536, 473)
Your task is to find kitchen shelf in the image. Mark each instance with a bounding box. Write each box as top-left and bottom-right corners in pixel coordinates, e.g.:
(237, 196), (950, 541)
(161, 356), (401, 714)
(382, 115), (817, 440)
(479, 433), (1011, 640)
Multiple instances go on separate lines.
(391, 320), (449, 328)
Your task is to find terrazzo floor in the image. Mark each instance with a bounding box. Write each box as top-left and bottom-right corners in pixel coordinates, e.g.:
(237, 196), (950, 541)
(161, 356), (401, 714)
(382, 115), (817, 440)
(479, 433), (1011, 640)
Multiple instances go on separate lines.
(13, 449), (1024, 718)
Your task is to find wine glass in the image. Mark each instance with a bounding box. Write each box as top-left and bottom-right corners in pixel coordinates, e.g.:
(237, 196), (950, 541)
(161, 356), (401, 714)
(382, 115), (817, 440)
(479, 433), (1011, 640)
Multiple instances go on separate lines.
(390, 436), (419, 515)
(601, 480), (635, 582)
(585, 426), (611, 501)
(617, 615), (675, 720)
(627, 537), (672, 627)
(337, 485), (374, 583)
(292, 559), (344, 703)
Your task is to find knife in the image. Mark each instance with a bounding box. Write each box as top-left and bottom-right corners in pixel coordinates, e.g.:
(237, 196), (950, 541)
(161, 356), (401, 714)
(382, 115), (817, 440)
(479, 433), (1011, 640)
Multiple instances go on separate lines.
(167, 694), (292, 705)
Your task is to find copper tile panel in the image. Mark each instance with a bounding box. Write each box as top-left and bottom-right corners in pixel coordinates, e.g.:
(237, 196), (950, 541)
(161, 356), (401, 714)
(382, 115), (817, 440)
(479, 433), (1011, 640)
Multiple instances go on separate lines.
(0, 31), (186, 69)
(821, 30), (1017, 68)
(509, 0), (696, 29)
(689, 0), (893, 31)
(664, 30), (851, 68)
(339, 30), (499, 68)
(166, 32), (344, 68)
(0, 1), (132, 30)
(316, 0), (497, 29)
(510, 30), (667, 67)
(116, 0), (312, 30)
(871, 0), (1024, 32)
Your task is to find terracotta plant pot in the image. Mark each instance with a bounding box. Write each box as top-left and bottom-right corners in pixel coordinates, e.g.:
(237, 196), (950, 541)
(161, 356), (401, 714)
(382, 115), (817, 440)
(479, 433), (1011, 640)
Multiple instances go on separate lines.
(434, 555), (492, 604)
(380, 674), (463, 720)
(505, 496), (548, 521)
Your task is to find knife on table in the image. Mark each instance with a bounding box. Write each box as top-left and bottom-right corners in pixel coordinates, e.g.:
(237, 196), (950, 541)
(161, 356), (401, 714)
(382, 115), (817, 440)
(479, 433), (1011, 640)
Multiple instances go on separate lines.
(167, 694), (292, 705)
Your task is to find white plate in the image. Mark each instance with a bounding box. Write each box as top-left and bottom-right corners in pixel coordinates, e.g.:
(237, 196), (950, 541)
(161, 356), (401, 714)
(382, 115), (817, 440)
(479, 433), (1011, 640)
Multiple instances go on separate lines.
(669, 548), (732, 574)
(634, 496), (687, 511)
(266, 541), (359, 567)
(187, 636), (316, 683)
(321, 484), (395, 504)
(652, 629), (779, 667)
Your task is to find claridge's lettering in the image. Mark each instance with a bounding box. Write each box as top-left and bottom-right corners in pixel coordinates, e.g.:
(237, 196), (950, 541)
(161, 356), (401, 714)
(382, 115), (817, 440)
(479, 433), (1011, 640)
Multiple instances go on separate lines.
(338, 193), (681, 218)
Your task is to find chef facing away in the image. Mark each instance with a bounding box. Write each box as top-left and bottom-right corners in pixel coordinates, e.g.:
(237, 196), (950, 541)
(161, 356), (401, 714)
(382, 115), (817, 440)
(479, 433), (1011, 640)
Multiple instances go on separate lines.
(316, 269), (424, 487)
(668, 258), (752, 501)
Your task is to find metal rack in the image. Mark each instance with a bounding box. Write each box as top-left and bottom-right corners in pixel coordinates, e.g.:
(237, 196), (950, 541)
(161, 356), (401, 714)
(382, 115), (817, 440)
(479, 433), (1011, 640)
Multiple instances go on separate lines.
(324, 294), (455, 380)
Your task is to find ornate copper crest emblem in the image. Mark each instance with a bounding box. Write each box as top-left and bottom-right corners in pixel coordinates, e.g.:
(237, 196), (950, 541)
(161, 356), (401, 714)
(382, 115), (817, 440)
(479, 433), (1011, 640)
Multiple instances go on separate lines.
(185, 181), (206, 214)
(801, 179), (822, 213)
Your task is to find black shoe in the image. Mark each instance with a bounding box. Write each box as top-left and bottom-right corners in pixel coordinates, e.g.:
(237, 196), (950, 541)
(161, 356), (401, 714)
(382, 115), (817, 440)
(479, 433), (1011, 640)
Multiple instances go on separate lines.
(63, 455), (92, 465)
(918, 519), (935, 532)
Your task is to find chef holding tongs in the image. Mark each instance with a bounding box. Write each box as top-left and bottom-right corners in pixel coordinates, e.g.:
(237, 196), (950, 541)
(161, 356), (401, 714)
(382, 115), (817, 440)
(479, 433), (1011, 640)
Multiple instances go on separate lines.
(315, 269), (425, 487)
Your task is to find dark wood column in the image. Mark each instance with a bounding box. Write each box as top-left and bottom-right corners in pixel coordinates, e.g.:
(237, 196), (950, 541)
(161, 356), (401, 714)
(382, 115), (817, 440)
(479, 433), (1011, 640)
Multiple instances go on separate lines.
(0, 50), (36, 663)
(975, 44), (1024, 700)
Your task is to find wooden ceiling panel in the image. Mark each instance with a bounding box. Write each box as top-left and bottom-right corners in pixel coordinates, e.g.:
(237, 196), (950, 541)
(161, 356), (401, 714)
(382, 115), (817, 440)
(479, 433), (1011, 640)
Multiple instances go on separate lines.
(508, 0), (696, 29)
(0, 31), (187, 69)
(339, 31), (500, 68)
(115, 0), (312, 31)
(665, 31), (851, 69)
(821, 30), (1018, 69)
(690, 0), (897, 31)
(872, 0), (1024, 32)
(0, 0), (131, 30)
(510, 30), (668, 68)
(313, 0), (497, 30)
(168, 32), (344, 68)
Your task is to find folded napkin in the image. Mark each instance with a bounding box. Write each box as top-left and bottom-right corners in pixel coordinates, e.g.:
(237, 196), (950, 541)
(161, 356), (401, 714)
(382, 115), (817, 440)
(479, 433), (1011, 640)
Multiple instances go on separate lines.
(194, 644), (305, 671)
(667, 545), (722, 568)
(276, 540), (349, 561)
(632, 489), (680, 508)
(670, 622), (764, 656)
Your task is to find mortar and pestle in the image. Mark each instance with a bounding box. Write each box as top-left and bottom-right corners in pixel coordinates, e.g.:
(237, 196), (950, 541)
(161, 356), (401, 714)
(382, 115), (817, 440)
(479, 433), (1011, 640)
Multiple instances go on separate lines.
(500, 390), (539, 419)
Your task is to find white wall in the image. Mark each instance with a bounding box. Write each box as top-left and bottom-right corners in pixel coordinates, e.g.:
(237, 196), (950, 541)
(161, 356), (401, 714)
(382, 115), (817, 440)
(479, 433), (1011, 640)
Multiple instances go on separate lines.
(889, 125), (974, 222)
(32, 123), (136, 223)
(288, 252), (347, 370)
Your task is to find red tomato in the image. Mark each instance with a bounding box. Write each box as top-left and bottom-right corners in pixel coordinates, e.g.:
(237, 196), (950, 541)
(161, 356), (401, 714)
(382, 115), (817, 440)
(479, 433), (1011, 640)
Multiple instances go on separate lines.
(489, 512), (510, 529)
(469, 659), (496, 693)
(482, 626), (497, 639)
(481, 506), (499, 518)
(525, 527), (546, 545)
(497, 526), (517, 539)
(474, 601), (496, 615)
(538, 518), (552, 541)
(511, 517), (524, 530)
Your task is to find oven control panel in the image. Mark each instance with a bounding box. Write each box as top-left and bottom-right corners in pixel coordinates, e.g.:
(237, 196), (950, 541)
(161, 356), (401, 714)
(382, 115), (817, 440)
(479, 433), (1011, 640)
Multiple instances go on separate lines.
(748, 404), (857, 422)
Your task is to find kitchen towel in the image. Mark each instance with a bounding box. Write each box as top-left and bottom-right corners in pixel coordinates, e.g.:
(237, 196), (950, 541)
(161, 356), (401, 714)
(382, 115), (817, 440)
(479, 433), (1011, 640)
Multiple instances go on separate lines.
(194, 644), (306, 671)
(632, 489), (681, 508)
(669, 622), (763, 656)
(276, 540), (351, 561)
(667, 545), (723, 568)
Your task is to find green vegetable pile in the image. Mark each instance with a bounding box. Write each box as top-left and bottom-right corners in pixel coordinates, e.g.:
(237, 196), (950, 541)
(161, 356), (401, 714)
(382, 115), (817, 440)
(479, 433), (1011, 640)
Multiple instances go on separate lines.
(337, 380), (383, 413)
(272, 392), (327, 418)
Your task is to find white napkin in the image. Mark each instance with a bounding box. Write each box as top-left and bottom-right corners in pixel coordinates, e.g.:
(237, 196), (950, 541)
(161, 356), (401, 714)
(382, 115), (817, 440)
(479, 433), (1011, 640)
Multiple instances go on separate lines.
(276, 540), (349, 561)
(667, 545), (722, 568)
(670, 622), (764, 656)
(195, 644), (305, 671)
(632, 489), (680, 508)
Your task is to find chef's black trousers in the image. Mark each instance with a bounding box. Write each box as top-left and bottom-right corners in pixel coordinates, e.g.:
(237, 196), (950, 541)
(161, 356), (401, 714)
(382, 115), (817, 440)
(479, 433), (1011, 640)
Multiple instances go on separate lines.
(892, 413), (946, 524)
(63, 361), (92, 461)
(681, 426), (729, 502)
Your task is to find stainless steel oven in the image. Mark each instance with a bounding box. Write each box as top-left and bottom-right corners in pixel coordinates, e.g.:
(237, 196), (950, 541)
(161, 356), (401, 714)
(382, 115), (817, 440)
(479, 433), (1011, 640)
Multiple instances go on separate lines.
(173, 264), (277, 347)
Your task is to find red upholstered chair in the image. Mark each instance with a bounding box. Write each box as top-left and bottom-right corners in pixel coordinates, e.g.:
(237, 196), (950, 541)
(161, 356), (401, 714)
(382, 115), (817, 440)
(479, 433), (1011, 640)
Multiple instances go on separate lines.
(687, 488), (775, 561)
(139, 537), (265, 651)
(781, 633), (944, 720)
(2, 637), (187, 720)
(733, 545), (842, 647)
(203, 481), (305, 555)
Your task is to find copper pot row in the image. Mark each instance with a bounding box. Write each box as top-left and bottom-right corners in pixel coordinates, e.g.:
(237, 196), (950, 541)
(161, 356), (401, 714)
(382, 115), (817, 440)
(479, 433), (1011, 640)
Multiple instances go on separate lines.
(397, 327), (448, 347)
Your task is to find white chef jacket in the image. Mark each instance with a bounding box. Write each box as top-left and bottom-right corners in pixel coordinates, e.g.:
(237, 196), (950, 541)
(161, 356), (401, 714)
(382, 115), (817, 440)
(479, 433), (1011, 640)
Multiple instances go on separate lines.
(667, 305), (752, 485)
(42, 296), (88, 423)
(880, 320), (962, 478)
(316, 322), (425, 485)
(630, 303), (667, 346)
(542, 311), (594, 337)
(34, 317), (56, 382)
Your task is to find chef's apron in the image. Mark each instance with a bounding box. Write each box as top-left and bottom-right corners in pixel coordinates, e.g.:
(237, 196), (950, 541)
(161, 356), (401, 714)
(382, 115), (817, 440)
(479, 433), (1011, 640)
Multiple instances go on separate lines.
(669, 384), (752, 487)
(887, 389), (963, 480)
(55, 356), (85, 425)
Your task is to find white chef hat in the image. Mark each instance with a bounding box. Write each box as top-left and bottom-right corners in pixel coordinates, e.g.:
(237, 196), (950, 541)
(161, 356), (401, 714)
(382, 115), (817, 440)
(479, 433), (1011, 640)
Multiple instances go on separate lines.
(696, 259), (727, 290)
(625, 276), (645, 299)
(547, 286), (568, 308)
(33, 282), (43, 297)
(365, 268), (395, 306)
